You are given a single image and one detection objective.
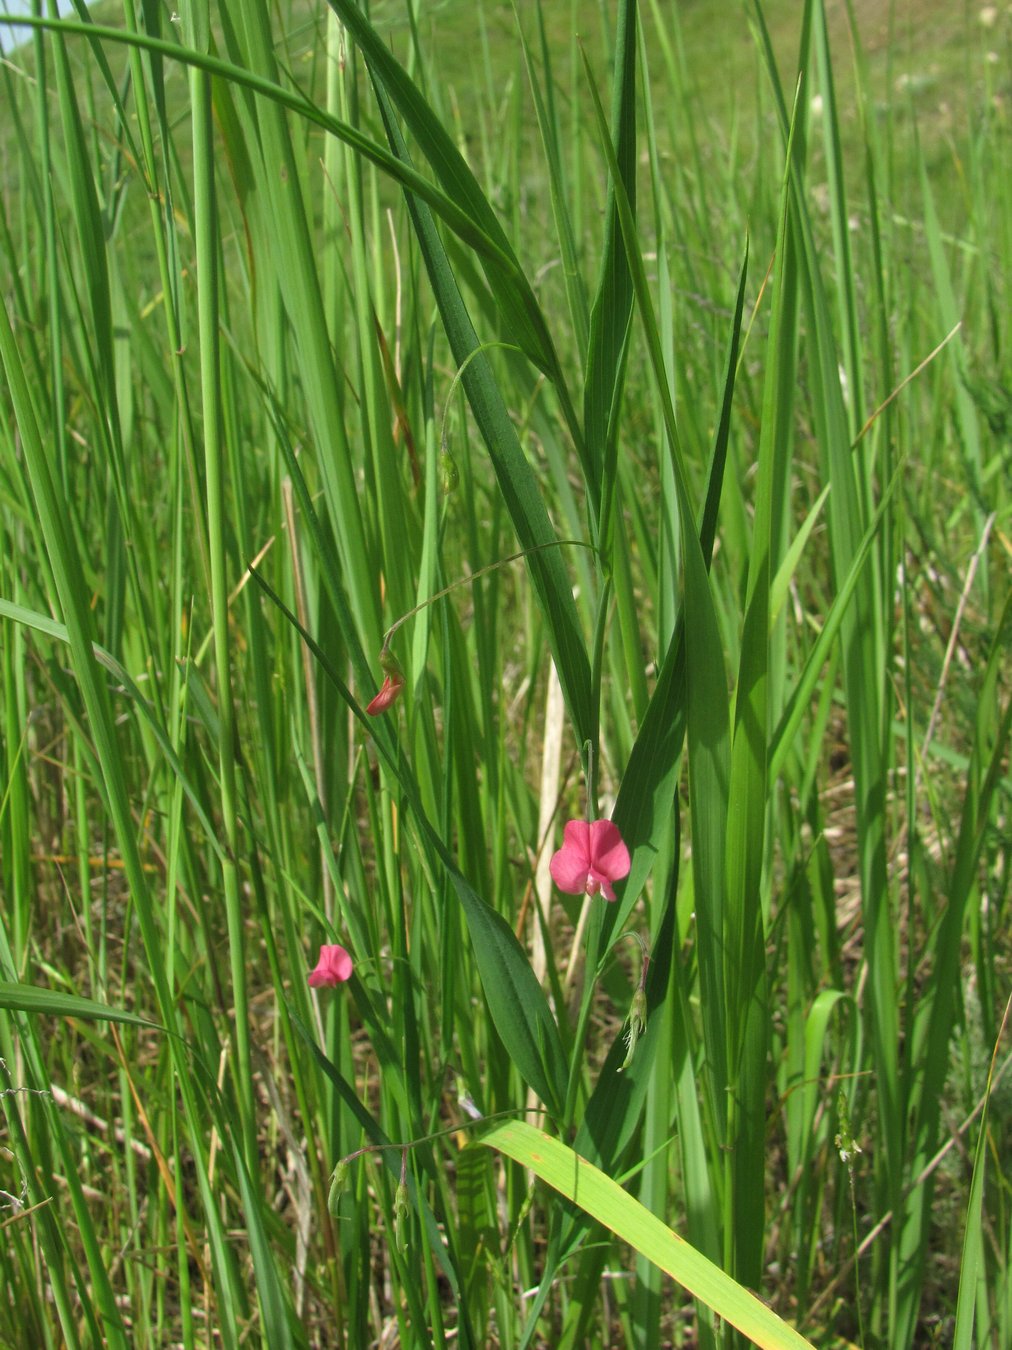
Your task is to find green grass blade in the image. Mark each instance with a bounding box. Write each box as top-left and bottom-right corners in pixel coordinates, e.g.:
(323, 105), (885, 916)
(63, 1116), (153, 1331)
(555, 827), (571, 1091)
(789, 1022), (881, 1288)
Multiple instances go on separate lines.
(517, 1), (590, 359)
(368, 68), (595, 754)
(0, 982), (163, 1028)
(602, 239), (747, 950)
(248, 568), (569, 1117)
(580, 40), (732, 1142)
(323, 0), (570, 396)
(952, 1000), (1009, 1350)
(582, 0), (638, 523)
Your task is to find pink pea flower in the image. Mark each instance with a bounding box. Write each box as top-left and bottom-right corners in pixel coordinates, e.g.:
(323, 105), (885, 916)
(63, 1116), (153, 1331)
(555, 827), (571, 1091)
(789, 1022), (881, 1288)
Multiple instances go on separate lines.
(308, 943), (353, 987)
(366, 670), (405, 716)
(366, 649), (405, 716)
(549, 819), (631, 901)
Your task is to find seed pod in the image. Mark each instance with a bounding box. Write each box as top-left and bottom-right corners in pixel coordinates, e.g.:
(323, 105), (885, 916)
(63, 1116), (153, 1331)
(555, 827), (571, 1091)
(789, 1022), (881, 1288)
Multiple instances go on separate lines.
(619, 986), (647, 1072)
(393, 1178), (410, 1253)
(327, 1159), (351, 1215)
(439, 450), (459, 495)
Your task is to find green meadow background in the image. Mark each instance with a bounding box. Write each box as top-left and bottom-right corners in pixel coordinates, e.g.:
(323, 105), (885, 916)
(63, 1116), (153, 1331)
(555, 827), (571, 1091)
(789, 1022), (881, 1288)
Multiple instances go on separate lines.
(0, 1), (1009, 1346)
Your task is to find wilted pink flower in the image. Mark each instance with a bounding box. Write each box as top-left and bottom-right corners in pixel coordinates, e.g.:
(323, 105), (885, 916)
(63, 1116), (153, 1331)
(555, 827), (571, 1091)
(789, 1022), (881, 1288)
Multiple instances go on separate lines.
(308, 943), (353, 987)
(366, 649), (405, 716)
(549, 819), (630, 901)
(366, 671), (405, 716)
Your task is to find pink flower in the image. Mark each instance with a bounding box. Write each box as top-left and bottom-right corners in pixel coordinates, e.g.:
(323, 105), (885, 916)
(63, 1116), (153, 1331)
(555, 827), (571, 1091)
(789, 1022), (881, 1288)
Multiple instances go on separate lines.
(366, 649), (406, 716)
(549, 819), (631, 901)
(366, 671), (405, 716)
(308, 943), (353, 987)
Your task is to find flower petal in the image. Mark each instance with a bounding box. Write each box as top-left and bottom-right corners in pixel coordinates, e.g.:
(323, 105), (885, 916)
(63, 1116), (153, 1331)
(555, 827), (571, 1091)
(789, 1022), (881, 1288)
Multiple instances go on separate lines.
(550, 848), (589, 895)
(588, 819), (631, 884)
(366, 673), (404, 716)
(327, 944), (354, 981)
(308, 943), (354, 986)
(591, 873), (618, 901)
(549, 819), (592, 894)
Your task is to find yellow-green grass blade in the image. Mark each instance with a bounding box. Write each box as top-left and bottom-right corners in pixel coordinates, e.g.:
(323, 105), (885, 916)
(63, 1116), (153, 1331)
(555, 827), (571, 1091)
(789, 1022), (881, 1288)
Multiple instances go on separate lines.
(479, 1119), (816, 1350)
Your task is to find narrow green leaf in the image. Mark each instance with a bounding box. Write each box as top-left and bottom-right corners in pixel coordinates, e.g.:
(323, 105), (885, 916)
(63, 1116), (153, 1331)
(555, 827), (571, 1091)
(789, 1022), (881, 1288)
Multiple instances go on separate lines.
(288, 1007), (467, 1309)
(323, 0), (568, 390)
(605, 243), (748, 948)
(231, 1140), (300, 1350)
(583, 0), (638, 519)
(580, 56), (733, 1137)
(0, 597), (226, 863)
(449, 871), (568, 1121)
(369, 70), (594, 752)
(520, 1), (590, 356)
(248, 571), (568, 1117)
(953, 999), (1010, 1349)
(575, 864), (677, 1169)
(5, 14), (531, 287)
(0, 982), (163, 1029)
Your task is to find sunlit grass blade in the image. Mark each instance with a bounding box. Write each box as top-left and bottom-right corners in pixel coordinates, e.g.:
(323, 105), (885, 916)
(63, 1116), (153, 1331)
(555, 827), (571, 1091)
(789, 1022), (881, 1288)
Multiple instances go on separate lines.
(480, 1119), (817, 1350)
